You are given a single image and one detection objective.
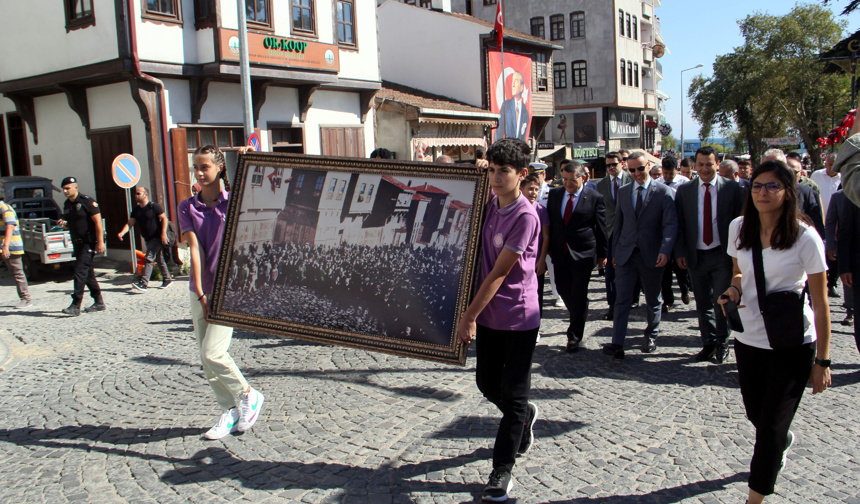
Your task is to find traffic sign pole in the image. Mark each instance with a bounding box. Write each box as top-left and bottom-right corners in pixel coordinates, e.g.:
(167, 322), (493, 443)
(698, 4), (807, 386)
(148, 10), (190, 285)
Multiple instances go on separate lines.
(125, 188), (136, 274)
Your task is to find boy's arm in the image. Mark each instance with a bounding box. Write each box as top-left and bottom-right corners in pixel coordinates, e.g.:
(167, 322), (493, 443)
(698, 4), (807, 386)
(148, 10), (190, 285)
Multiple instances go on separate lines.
(536, 225), (549, 275)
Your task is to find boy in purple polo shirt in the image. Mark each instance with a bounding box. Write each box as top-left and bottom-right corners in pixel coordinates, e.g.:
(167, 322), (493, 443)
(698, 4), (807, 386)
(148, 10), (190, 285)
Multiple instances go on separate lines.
(456, 138), (541, 502)
(521, 174), (550, 322)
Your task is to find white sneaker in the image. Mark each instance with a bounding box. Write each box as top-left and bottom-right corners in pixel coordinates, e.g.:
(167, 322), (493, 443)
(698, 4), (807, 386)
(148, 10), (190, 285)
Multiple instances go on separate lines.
(204, 408), (240, 440)
(779, 430), (795, 473)
(554, 298), (565, 308)
(236, 388), (264, 432)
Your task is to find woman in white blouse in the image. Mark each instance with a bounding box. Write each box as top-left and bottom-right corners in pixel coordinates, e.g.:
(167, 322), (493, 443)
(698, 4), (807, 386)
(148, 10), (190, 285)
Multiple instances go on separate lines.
(720, 160), (831, 503)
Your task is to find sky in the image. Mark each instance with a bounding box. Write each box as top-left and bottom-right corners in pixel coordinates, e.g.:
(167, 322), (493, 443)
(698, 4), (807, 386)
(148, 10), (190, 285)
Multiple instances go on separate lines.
(659, 0), (855, 143)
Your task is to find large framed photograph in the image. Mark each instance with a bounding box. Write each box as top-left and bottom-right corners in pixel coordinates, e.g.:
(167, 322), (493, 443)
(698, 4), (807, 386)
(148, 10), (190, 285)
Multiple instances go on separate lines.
(208, 152), (488, 366)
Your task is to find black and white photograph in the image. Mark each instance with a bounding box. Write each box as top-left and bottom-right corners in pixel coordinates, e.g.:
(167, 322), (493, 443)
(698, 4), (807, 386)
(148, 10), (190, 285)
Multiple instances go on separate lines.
(208, 153), (488, 365)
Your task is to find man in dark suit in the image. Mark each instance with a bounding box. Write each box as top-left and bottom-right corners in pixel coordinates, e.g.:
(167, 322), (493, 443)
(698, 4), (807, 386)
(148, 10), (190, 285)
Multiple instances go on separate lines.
(838, 194), (860, 354)
(603, 151), (678, 359)
(675, 146), (745, 364)
(495, 71), (530, 142)
(719, 159), (750, 192)
(595, 152), (633, 321)
(547, 161), (607, 353)
(827, 190), (854, 326)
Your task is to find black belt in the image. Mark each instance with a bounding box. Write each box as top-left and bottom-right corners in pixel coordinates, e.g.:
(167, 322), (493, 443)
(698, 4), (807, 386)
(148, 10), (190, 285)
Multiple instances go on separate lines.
(696, 247), (722, 255)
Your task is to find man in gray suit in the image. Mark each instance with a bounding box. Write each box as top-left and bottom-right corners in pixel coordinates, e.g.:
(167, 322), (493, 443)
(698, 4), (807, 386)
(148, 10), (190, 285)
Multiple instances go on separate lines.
(603, 151), (678, 359)
(595, 152), (633, 320)
(675, 146), (745, 364)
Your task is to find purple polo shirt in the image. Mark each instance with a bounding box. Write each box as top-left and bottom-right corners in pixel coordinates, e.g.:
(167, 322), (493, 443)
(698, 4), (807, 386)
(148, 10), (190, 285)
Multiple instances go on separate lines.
(177, 190), (230, 294)
(476, 194), (541, 331)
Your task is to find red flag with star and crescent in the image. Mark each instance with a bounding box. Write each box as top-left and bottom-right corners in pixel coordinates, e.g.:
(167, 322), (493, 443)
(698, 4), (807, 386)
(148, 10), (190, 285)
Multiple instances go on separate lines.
(494, 0), (503, 49)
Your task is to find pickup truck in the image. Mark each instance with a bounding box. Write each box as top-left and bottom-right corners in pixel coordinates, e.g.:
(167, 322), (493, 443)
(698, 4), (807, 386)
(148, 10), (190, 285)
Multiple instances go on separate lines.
(0, 176), (73, 279)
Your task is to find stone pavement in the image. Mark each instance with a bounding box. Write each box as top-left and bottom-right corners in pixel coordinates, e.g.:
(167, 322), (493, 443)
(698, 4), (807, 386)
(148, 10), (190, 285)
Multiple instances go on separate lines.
(0, 262), (859, 504)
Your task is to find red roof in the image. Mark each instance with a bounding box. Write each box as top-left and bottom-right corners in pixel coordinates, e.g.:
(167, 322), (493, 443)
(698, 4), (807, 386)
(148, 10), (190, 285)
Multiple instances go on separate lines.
(413, 183), (449, 195)
(449, 200), (472, 210)
(412, 194), (431, 202)
(382, 175), (415, 192)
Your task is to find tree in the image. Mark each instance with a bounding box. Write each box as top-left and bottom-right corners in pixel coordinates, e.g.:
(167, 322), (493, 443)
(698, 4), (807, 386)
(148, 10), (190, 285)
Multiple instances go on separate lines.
(661, 135), (677, 151)
(689, 4), (849, 167)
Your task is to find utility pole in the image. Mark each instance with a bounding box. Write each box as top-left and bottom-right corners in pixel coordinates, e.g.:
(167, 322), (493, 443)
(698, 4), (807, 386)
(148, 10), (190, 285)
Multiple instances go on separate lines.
(237, 0), (254, 139)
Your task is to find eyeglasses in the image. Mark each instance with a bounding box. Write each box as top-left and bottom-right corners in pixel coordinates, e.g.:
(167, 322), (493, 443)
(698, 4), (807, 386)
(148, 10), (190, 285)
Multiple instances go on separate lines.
(632, 165), (648, 172)
(751, 182), (784, 194)
(606, 162), (619, 168)
(622, 157), (629, 161)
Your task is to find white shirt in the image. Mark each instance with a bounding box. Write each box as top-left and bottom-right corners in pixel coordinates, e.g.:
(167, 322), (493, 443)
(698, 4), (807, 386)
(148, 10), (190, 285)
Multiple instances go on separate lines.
(810, 169), (841, 219)
(631, 176), (651, 210)
(561, 186), (583, 219)
(660, 174), (690, 191)
(608, 175), (623, 200)
(697, 177), (720, 250)
(726, 218), (827, 350)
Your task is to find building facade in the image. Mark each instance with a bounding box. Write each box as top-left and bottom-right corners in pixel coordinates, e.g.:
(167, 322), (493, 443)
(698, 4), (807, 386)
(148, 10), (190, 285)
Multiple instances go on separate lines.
(377, 1), (560, 162)
(462, 0), (668, 173)
(0, 0), (381, 257)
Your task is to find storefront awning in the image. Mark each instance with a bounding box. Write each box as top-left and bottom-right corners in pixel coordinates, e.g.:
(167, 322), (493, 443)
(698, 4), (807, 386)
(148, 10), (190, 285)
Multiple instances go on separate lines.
(414, 137), (488, 148)
(537, 145), (567, 159)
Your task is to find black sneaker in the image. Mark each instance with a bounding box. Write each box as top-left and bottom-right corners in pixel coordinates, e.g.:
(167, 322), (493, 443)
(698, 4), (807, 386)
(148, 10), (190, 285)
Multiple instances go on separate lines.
(132, 281), (147, 292)
(481, 469), (513, 502)
(159, 279), (174, 290)
(602, 344), (625, 359)
(61, 305), (81, 316)
(84, 302), (106, 313)
(517, 402), (539, 456)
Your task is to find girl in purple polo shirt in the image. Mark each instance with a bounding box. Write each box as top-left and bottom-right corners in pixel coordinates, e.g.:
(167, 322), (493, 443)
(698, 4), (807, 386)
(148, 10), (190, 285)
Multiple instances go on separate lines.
(456, 138), (541, 502)
(177, 145), (264, 440)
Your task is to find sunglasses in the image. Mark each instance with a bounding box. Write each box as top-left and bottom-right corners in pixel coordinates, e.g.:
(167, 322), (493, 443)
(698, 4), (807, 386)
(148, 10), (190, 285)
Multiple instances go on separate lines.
(606, 162), (620, 168)
(751, 182), (784, 194)
(632, 165), (648, 172)
(622, 157), (629, 161)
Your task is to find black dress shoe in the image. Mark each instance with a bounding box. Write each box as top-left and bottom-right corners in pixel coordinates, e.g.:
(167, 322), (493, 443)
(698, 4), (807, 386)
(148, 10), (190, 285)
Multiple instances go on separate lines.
(565, 341), (580, 353)
(681, 292), (691, 305)
(715, 345), (730, 364)
(695, 345), (717, 362)
(842, 314), (854, 326)
(829, 286), (841, 298)
(641, 339), (657, 353)
(602, 344), (624, 359)
(602, 310), (614, 321)
(662, 304), (672, 313)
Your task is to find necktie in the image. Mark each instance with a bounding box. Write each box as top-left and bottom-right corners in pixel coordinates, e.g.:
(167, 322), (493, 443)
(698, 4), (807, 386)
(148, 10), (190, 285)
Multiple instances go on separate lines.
(564, 194), (573, 225)
(703, 183), (713, 246)
(612, 177), (619, 201)
(635, 186), (644, 218)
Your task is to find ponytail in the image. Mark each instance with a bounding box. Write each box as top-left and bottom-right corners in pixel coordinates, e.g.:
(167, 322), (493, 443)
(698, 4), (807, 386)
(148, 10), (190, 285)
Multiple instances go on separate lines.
(194, 145), (230, 192)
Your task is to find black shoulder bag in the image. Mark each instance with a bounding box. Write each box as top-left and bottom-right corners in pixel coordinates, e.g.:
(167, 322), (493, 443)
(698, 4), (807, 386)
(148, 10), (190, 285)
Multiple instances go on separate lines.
(752, 237), (805, 350)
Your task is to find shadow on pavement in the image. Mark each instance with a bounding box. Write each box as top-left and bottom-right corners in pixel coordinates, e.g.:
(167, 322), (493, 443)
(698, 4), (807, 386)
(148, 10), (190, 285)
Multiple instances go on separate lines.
(428, 415), (586, 440)
(0, 425), (486, 502)
(542, 471), (748, 503)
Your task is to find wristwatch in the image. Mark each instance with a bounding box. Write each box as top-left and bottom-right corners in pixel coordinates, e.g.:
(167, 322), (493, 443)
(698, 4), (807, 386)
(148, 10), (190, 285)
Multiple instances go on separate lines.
(814, 358), (831, 368)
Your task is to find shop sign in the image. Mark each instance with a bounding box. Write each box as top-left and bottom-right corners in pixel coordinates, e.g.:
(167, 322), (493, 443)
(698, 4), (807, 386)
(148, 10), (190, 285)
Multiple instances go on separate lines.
(537, 142), (554, 149)
(219, 29), (339, 72)
(571, 145), (605, 159)
(608, 109), (640, 139)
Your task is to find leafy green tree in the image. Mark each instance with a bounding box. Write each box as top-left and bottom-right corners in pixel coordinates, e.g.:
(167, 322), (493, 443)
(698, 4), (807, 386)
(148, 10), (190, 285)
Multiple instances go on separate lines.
(661, 135), (677, 151)
(690, 4), (849, 166)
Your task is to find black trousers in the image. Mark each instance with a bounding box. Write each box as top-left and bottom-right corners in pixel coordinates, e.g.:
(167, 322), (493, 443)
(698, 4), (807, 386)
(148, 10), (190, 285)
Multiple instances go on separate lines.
(604, 241), (617, 313)
(475, 324), (538, 473)
(72, 243), (102, 306)
(661, 254), (690, 306)
(826, 258), (839, 288)
(688, 249), (734, 347)
(553, 257), (594, 343)
(735, 340), (814, 496)
(536, 272), (545, 319)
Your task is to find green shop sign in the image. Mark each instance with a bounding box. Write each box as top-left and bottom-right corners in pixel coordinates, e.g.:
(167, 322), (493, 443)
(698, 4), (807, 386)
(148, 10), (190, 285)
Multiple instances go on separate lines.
(262, 37), (308, 53)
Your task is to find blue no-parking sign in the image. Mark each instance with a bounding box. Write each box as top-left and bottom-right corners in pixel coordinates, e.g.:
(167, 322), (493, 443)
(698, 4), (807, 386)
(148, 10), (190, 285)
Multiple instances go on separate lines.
(111, 154), (141, 189)
(247, 133), (262, 151)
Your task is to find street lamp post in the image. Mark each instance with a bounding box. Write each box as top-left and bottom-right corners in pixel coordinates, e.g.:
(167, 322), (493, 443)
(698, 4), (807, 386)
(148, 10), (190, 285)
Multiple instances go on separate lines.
(680, 64), (703, 159)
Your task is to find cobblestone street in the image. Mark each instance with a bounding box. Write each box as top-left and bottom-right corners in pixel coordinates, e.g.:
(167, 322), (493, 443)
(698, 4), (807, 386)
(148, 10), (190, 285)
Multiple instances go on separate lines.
(1, 263), (858, 503)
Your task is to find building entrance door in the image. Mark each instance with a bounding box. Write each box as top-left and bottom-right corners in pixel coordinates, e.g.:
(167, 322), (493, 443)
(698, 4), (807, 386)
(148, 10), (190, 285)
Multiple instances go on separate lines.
(90, 127), (136, 250)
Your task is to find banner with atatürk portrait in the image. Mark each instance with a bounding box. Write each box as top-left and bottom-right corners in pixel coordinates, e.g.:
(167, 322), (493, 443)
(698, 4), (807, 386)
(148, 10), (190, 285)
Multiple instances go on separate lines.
(489, 50), (533, 143)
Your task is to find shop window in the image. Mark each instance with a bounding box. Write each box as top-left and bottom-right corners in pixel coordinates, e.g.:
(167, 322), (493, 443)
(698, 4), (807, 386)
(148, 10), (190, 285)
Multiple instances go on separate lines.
(530, 17), (545, 39)
(535, 53), (548, 92)
(620, 59), (626, 85)
(143, 0), (181, 23)
(550, 14), (564, 41)
(337, 0), (356, 47)
(570, 11), (585, 38)
(553, 63), (567, 89)
(65, 0), (95, 31)
(292, 0), (316, 35)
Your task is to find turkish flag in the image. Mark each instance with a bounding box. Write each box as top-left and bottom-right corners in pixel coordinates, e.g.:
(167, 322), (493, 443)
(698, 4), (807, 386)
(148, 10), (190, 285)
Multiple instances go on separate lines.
(494, 0), (503, 49)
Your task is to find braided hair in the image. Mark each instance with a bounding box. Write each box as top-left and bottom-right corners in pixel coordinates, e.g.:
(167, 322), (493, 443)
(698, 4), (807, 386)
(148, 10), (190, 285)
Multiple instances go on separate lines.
(193, 145), (231, 192)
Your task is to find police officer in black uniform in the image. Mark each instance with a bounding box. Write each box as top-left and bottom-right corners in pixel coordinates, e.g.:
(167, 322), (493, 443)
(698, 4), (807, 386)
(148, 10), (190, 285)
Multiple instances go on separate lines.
(56, 176), (105, 316)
